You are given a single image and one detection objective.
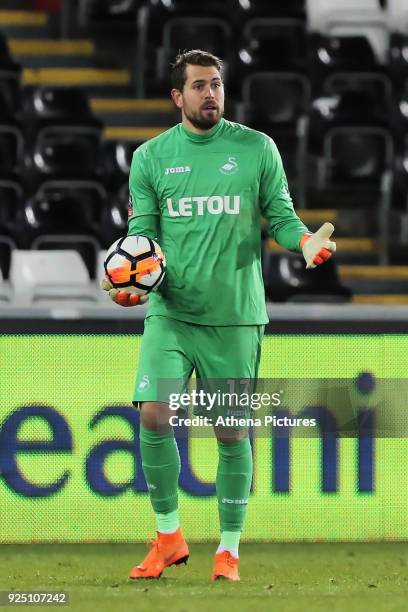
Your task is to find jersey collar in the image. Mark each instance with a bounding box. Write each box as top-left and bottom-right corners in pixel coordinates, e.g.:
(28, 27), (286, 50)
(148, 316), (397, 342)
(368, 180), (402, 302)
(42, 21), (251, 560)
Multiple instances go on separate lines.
(180, 118), (225, 143)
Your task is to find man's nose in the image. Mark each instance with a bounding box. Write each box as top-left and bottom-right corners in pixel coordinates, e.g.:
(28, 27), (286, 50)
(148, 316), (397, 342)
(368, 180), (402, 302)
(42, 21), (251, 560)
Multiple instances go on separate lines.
(204, 85), (216, 97)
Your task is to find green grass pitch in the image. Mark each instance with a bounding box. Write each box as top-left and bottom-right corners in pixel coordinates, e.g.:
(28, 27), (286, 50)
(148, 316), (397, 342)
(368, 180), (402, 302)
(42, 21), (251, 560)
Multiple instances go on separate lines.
(1, 543), (407, 611)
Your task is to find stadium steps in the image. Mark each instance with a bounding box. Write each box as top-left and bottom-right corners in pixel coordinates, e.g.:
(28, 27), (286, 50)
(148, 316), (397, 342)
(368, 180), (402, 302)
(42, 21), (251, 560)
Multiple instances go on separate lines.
(298, 209), (338, 225)
(352, 295), (408, 305)
(298, 209), (378, 238)
(102, 126), (168, 141)
(90, 98), (178, 128)
(22, 67), (131, 86)
(0, 9), (52, 37)
(268, 237), (380, 265)
(9, 38), (97, 68)
(339, 266), (408, 296)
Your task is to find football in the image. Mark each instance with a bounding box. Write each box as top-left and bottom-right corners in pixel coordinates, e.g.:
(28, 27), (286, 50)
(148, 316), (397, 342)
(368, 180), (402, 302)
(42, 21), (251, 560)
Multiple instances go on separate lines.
(104, 235), (166, 296)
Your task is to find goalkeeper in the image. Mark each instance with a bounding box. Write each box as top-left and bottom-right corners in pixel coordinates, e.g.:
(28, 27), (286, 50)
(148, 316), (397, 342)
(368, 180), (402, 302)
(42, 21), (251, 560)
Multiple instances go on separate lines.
(102, 49), (336, 582)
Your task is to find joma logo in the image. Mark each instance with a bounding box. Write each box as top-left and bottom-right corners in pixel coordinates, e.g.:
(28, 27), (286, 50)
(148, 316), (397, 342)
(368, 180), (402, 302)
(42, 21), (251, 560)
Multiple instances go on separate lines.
(165, 166), (191, 175)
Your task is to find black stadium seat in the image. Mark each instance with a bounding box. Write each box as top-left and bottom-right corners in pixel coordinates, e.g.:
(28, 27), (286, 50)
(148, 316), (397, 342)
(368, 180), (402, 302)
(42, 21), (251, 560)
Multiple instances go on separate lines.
(24, 128), (102, 190)
(0, 33), (22, 114)
(389, 33), (408, 94)
(391, 140), (408, 213)
(23, 87), (102, 140)
(392, 83), (408, 152)
(0, 181), (23, 244)
(322, 73), (392, 114)
(155, 17), (231, 89)
(100, 187), (129, 247)
(325, 128), (392, 185)
(263, 252), (350, 303)
(18, 184), (107, 277)
(243, 73), (310, 127)
(103, 140), (144, 190)
(0, 125), (24, 180)
(308, 89), (390, 157)
(233, 19), (307, 86)
(20, 186), (104, 239)
(79, 0), (144, 25)
(24, 87), (97, 121)
(309, 35), (381, 94)
(230, 0), (305, 24)
(242, 72), (310, 203)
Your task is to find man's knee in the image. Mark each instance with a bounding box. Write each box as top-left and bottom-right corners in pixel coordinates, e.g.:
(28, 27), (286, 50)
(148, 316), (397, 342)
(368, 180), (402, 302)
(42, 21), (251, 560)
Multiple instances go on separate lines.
(214, 427), (249, 443)
(138, 401), (172, 432)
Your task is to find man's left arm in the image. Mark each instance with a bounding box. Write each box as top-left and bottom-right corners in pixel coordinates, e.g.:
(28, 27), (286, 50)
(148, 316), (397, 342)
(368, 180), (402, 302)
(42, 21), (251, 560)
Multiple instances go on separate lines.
(259, 136), (336, 268)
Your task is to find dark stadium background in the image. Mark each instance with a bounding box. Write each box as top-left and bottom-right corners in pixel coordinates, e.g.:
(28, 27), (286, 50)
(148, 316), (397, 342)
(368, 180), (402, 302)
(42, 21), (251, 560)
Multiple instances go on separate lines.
(0, 0), (407, 306)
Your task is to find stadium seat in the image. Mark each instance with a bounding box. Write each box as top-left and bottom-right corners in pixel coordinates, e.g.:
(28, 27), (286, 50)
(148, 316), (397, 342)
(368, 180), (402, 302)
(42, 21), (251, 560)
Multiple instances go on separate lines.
(156, 18), (231, 84)
(308, 88), (390, 157)
(0, 235), (16, 282)
(18, 182), (106, 277)
(243, 73), (310, 126)
(78, 0), (144, 25)
(103, 140), (144, 190)
(0, 266), (10, 302)
(20, 187), (101, 239)
(235, 18), (307, 83)
(392, 85), (408, 152)
(242, 72), (310, 204)
(263, 252), (351, 302)
(147, 0), (229, 25)
(308, 35), (381, 93)
(24, 127), (102, 189)
(322, 73), (392, 115)
(9, 250), (98, 305)
(0, 74), (22, 116)
(391, 136), (408, 211)
(389, 33), (408, 93)
(0, 181), (23, 242)
(100, 186), (128, 247)
(230, 0), (306, 22)
(0, 125), (24, 179)
(145, 0), (231, 89)
(324, 127), (393, 185)
(0, 33), (22, 114)
(388, 142), (408, 262)
(0, 33), (19, 69)
(23, 87), (102, 133)
(316, 126), (393, 263)
(306, 0), (388, 63)
(387, 0), (408, 34)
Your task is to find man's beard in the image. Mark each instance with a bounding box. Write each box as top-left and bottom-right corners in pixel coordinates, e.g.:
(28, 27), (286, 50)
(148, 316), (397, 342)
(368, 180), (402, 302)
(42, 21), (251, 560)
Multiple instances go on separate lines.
(184, 106), (223, 130)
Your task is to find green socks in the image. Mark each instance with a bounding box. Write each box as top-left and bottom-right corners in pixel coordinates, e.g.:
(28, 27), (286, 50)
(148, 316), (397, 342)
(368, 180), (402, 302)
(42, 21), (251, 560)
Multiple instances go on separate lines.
(216, 437), (253, 557)
(139, 424), (181, 532)
(139, 426), (253, 549)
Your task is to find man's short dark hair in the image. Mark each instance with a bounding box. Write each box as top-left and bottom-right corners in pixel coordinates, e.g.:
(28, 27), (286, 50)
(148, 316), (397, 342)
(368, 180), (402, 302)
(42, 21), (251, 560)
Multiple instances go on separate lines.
(171, 49), (224, 91)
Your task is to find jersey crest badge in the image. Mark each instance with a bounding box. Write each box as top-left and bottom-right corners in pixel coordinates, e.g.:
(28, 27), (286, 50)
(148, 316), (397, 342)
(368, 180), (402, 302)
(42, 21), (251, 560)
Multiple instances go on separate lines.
(220, 156), (238, 175)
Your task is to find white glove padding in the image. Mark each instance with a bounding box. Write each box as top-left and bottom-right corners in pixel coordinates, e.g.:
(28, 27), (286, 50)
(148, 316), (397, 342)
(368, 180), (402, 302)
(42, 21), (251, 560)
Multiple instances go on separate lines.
(100, 277), (149, 307)
(301, 222), (336, 269)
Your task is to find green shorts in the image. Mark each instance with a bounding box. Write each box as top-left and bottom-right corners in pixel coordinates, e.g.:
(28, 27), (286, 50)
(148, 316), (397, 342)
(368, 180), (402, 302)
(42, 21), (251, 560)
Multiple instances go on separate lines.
(133, 315), (264, 419)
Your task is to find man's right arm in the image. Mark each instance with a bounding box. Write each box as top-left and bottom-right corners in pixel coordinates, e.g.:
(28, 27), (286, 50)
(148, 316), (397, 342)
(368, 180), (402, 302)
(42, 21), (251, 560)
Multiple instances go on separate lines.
(101, 144), (160, 306)
(127, 144), (160, 239)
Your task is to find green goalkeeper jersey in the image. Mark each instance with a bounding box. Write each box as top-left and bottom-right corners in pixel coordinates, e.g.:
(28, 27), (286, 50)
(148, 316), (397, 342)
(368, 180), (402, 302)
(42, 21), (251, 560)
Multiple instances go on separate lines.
(128, 118), (308, 325)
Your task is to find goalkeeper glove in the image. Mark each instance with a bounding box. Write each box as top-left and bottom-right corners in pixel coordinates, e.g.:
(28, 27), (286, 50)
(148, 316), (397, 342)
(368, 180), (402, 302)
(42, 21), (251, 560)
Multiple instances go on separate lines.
(300, 222), (336, 269)
(100, 277), (149, 307)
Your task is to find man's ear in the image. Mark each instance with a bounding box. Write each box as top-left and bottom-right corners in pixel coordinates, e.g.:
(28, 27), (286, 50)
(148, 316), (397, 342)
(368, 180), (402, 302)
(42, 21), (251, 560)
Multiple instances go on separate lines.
(171, 88), (183, 109)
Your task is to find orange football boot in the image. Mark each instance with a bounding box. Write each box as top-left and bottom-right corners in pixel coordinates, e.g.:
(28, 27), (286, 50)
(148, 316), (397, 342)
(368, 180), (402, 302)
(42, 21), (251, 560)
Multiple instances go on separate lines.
(211, 550), (240, 581)
(129, 528), (189, 579)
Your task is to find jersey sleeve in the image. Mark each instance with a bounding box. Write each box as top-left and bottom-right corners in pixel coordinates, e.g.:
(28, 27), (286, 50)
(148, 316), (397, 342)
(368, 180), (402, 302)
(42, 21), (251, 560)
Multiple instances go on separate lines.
(127, 144), (160, 240)
(259, 136), (309, 252)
